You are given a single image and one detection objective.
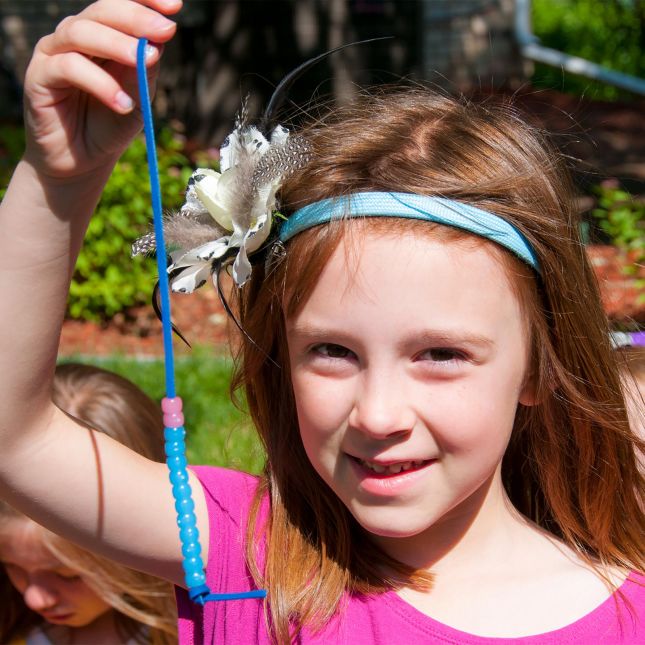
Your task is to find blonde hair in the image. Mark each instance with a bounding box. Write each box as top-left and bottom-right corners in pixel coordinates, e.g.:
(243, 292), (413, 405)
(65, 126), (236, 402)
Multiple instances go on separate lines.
(616, 346), (645, 442)
(230, 88), (645, 642)
(0, 363), (177, 644)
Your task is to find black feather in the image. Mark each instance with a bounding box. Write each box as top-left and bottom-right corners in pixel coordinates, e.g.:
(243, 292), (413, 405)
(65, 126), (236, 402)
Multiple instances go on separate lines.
(152, 277), (192, 349)
(261, 36), (394, 132)
(213, 261), (280, 370)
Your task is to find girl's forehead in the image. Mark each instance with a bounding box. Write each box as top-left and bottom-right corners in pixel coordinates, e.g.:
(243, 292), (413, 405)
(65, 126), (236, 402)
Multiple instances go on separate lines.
(287, 229), (528, 348)
(312, 228), (515, 303)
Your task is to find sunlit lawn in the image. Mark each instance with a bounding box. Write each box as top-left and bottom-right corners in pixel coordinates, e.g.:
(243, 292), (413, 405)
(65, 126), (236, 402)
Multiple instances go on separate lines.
(59, 347), (265, 474)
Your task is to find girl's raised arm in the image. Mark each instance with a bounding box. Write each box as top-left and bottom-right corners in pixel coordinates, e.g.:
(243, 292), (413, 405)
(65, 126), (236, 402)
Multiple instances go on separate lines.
(0, 0), (208, 586)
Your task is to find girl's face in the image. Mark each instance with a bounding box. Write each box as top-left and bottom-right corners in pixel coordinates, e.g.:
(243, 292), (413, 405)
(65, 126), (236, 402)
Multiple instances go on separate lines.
(0, 520), (111, 627)
(287, 230), (534, 550)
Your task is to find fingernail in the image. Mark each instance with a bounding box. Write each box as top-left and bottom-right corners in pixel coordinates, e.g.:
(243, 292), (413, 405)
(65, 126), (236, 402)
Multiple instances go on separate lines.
(132, 43), (157, 61)
(115, 91), (134, 112)
(152, 15), (176, 30)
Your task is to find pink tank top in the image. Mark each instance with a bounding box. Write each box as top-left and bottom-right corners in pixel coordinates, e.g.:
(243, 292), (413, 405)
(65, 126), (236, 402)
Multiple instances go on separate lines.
(176, 466), (644, 643)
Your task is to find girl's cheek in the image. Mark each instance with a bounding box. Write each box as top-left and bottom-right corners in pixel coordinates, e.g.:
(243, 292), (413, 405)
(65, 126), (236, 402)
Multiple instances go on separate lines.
(294, 372), (356, 426)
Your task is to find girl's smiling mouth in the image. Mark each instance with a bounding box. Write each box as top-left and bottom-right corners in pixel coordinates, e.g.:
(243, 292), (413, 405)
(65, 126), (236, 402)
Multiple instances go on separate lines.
(348, 455), (437, 494)
(355, 457), (433, 476)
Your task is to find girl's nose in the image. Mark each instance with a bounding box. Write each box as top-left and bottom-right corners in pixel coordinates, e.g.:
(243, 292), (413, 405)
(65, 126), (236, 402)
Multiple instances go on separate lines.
(23, 578), (59, 612)
(348, 368), (415, 439)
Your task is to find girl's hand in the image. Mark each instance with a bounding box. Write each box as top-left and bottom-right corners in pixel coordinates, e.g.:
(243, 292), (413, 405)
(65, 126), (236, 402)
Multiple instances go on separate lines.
(23, 0), (182, 182)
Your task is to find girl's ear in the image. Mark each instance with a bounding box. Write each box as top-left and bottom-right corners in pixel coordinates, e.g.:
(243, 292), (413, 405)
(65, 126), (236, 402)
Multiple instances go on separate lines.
(518, 375), (538, 407)
(519, 388), (537, 407)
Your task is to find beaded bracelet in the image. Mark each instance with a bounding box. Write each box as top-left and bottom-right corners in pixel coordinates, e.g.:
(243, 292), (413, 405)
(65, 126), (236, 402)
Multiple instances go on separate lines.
(136, 38), (266, 605)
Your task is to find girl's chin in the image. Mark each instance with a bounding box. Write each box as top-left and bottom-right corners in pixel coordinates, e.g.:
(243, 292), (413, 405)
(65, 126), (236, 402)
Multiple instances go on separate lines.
(43, 612), (75, 624)
(348, 505), (440, 540)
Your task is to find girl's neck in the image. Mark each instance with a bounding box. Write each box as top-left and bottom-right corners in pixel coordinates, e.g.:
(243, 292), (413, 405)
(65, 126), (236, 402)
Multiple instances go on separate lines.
(372, 469), (542, 577)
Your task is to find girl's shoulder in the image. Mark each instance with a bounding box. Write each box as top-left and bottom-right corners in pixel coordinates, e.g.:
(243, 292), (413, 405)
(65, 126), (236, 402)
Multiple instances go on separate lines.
(177, 466), (267, 643)
(191, 464), (259, 494)
(190, 465), (264, 529)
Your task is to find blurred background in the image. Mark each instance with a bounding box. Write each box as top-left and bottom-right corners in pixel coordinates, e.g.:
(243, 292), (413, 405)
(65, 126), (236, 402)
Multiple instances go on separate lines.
(0, 0), (642, 467)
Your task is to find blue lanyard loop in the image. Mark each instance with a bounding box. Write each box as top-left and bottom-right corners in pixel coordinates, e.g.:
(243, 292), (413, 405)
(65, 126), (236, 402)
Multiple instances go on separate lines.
(136, 37), (266, 605)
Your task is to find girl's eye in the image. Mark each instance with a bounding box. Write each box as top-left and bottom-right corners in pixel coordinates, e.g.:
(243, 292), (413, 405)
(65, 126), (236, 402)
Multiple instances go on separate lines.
(4, 563), (27, 586)
(417, 347), (467, 364)
(4, 563), (24, 576)
(312, 343), (354, 360)
(56, 571), (81, 581)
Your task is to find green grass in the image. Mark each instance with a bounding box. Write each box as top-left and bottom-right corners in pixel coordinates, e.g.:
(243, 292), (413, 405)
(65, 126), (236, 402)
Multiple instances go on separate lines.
(59, 347), (265, 474)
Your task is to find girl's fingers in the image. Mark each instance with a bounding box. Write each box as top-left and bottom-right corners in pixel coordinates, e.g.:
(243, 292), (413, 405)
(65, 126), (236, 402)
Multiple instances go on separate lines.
(77, 0), (178, 43)
(27, 0), (179, 115)
(44, 52), (137, 114)
(39, 0), (177, 60)
(41, 19), (163, 68)
(108, 56), (162, 107)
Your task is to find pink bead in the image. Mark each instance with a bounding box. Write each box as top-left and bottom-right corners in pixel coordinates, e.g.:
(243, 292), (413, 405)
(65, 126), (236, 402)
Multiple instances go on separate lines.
(162, 397), (183, 413)
(164, 411), (185, 428)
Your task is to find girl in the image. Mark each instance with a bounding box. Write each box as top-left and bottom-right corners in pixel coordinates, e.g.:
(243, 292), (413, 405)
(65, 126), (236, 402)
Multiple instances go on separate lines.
(0, 364), (177, 644)
(0, 0), (643, 643)
(613, 334), (645, 443)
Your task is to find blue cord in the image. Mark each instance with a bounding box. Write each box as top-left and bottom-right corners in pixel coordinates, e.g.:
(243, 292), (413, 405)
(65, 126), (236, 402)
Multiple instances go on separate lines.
(136, 39), (176, 398)
(136, 37), (266, 605)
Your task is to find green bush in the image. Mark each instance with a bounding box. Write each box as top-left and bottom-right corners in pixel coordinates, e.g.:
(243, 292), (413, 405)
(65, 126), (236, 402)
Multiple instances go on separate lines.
(70, 129), (195, 320)
(0, 125), (204, 321)
(0, 124), (25, 197)
(592, 180), (645, 259)
(532, 0), (644, 100)
(591, 179), (645, 306)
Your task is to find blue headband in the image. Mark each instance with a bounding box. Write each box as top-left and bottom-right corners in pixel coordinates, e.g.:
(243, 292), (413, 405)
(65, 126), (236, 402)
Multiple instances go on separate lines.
(278, 192), (540, 272)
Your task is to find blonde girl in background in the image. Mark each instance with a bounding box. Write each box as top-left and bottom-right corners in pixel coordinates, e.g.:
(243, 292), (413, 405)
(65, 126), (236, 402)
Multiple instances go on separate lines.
(0, 364), (177, 644)
(612, 332), (645, 445)
(0, 0), (643, 643)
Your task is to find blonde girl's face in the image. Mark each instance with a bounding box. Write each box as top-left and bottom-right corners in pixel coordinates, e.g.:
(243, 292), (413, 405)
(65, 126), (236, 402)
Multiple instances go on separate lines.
(0, 520), (112, 628)
(287, 230), (534, 545)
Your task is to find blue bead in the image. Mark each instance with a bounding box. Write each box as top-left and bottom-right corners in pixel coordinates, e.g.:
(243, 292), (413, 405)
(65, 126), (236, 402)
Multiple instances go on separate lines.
(179, 525), (199, 543)
(177, 512), (196, 527)
(163, 427), (178, 440)
(167, 455), (184, 468)
(164, 426), (185, 441)
(175, 498), (195, 514)
(167, 455), (187, 470)
(186, 571), (207, 588)
(169, 469), (189, 485)
(182, 556), (203, 574)
(182, 541), (202, 558)
(165, 440), (186, 456)
(172, 482), (191, 499)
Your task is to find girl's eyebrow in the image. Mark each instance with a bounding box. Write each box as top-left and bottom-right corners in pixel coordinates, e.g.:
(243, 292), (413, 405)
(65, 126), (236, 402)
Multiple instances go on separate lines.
(288, 324), (495, 349)
(407, 330), (495, 349)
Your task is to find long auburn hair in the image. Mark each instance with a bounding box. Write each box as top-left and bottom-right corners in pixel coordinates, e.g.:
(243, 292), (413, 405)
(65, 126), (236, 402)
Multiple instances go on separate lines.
(0, 363), (177, 645)
(230, 88), (644, 642)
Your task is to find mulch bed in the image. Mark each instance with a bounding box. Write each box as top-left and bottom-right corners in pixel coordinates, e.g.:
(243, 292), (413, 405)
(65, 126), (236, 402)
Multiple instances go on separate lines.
(58, 246), (643, 357)
(59, 288), (230, 357)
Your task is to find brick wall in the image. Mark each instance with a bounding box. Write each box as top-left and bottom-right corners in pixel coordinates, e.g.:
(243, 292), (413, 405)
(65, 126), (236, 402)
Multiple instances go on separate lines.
(421, 0), (527, 91)
(1, 1), (528, 125)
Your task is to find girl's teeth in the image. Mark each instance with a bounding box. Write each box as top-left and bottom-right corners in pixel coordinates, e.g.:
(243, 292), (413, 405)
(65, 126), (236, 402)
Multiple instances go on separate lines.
(360, 459), (426, 475)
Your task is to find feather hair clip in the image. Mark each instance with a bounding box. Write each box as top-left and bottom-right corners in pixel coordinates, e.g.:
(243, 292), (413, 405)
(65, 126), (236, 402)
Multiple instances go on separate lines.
(132, 38), (391, 293)
(132, 107), (310, 291)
